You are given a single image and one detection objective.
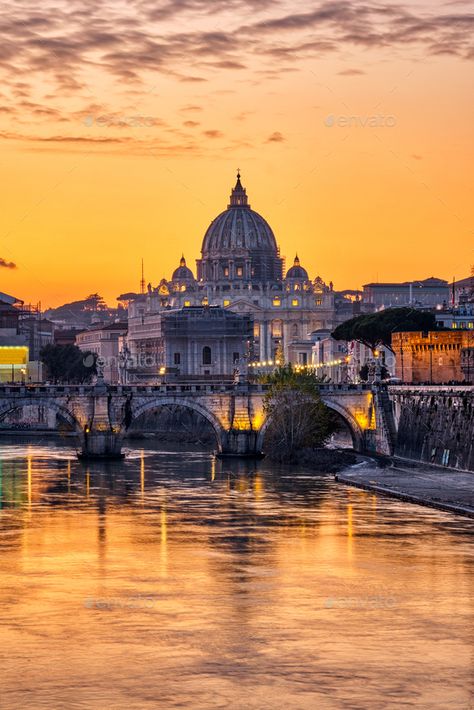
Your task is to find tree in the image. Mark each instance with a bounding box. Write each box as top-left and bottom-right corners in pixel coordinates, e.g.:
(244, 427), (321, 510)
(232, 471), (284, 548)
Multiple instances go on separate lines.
(261, 364), (335, 462)
(40, 344), (97, 384)
(332, 307), (437, 353)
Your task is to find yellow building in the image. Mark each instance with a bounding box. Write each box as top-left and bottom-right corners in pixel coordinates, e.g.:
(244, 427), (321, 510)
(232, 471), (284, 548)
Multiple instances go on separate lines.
(0, 346), (29, 384)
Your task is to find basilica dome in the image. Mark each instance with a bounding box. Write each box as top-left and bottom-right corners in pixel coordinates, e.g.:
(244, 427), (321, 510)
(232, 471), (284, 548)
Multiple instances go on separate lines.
(201, 173), (279, 257)
(172, 255), (195, 281)
(286, 255), (308, 280)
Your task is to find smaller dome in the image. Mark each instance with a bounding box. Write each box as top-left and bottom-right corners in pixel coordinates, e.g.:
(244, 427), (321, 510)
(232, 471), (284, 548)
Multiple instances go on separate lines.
(286, 254), (308, 280)
(172, 255), (195, 281)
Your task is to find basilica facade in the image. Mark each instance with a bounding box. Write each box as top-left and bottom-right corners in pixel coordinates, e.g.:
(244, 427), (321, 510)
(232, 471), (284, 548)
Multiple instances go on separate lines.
(125, 173), (336, 381)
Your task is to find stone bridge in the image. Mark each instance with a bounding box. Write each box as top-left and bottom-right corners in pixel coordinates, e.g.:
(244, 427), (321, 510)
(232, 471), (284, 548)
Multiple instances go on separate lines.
(0, 381), (388, 459)
(2, 382), (470, 468)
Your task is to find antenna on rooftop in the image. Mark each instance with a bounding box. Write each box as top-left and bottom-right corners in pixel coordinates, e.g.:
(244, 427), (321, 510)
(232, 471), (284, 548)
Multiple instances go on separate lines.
(140, 258), (145, 295)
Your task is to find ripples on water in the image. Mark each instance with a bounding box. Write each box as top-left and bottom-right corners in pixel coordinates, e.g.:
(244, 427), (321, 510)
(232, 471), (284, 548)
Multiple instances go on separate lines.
(0, 438), (473, 710)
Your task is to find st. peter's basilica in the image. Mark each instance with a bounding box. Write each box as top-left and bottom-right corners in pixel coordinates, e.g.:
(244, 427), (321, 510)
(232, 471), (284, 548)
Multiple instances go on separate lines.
(125, 173), (337, 380)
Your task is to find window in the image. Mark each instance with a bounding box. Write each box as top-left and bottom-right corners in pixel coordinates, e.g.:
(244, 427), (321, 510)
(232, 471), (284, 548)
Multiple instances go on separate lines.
(202, 297), (209, 306)
(223, 299), (230, 307)
(272, 297), (281, 307)
(202, 346), (212, 365)
(174, 352), (181, 365)
(315, 298), (322, 306)
(254, 323), (260, 338)
(299, 353), (307, 365)
(233, 352), (240, 363)
(294, 284), (300, 291)
(292, 323), (299, 337)
(180, 285), (186, 292)
(272, 320), (282, 337)
(236, 267), (243, 277)
(292, 299), (299, 307)
(224, 267), (229, 277)
(184, 300), (191, 307)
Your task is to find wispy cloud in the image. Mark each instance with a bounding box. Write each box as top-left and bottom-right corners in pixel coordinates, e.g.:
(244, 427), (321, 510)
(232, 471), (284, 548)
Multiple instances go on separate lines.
(0, 257), (17, 269)
(0, 0), (472, 153)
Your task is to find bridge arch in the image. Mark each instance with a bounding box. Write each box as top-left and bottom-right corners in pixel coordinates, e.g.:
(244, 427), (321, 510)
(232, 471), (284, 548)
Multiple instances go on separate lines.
(255, 398), (365, 454)
(320, 399), (365, 452)
(0, 398), (82, 434)
(128, 396), (226, 453)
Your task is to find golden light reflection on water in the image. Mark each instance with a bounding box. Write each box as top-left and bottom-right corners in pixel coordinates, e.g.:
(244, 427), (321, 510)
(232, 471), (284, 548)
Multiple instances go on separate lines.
(0, 442), (473, 710)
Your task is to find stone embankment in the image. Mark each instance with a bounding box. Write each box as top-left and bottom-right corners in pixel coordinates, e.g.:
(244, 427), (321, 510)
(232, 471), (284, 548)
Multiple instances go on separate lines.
(336, 462), (474, 518)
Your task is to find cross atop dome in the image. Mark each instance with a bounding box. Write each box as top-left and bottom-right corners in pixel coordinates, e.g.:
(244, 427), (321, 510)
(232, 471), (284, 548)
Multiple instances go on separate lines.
(229, 170), (250, 208)
(180, 254), (186, 267)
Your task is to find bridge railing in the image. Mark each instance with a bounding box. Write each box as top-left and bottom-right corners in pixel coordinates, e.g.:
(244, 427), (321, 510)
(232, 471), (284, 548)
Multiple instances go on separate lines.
(0, 381), (375, 396)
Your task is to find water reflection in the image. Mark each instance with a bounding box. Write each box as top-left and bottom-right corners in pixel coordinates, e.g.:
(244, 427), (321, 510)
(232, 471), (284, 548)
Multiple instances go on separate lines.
(0, 438), (473, 710)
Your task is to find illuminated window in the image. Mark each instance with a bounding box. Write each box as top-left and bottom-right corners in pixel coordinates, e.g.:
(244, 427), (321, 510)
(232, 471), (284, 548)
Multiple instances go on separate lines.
(292, 299), (299, 307)
(224, 267), (229, 277)
(236, 267), (243, 277)
(294, 284), (300, 291)
(223, 299), (230, 307)
(254, 323), (260, 338)
(272, 320), (282, 337)
(180, 285), (186, 292)
(315, 298), (322, 306)
(272, 297), (281, 307)
(184, 300), (191, 307)
(202, 297), (209, 306)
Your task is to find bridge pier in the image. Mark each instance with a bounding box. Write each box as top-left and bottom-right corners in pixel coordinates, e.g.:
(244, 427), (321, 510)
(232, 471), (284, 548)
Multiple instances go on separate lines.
(219, 430), (264, 458)
(77, 380), (124, 461)
(78, 429), (124, 461)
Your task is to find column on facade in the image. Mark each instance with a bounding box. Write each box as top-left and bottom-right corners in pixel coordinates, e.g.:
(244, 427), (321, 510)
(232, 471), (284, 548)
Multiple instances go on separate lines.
(267, 322), (272, 361)
(229, 259), (234, 280)
(259, 321), (267, 362)
(245, 259), (251, 280)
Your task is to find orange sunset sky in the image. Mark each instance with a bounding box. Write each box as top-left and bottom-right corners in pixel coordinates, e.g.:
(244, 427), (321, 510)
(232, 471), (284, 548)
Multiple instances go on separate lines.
(0, 0), (473, 308)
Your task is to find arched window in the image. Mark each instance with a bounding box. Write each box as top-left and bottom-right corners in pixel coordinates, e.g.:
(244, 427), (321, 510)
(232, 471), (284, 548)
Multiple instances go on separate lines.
(202, 346), (212, 365)
(272, 320), (283, 337)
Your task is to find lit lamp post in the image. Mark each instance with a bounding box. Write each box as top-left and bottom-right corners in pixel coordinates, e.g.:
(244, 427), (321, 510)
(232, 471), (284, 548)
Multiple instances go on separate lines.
(428, 336), (434, 385)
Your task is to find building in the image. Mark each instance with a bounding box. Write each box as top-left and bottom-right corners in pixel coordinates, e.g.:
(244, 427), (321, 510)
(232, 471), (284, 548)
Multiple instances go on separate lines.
(311, 329), (349, 382)
(161, 306), (252, 379)
(125, 173), (336, 381)
(311, 330), (395, 383)
(435, 303), (474, 330)
(362, 277), (449, 309)
(76, 322), (128, 384)
(0, 296), (29, 383)
(19, 317), (54, 361)
(391, 331), (474, 384)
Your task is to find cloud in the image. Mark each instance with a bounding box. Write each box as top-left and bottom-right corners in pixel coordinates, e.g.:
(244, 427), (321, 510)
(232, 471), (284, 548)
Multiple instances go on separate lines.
(183, 120), (200, 127)
(0, 0), (472, 151)
(203, 129), (223, 138)
(266, 131), (285, 142)
(0, 257), (16, 269)
(337, 68), (365, 75)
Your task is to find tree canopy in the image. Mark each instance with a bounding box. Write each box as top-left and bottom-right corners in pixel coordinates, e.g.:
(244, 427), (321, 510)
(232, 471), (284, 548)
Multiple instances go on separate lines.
(261, 364), (335, 462)
(40, 344), (97, 384)
(331, 307), (437, 353)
